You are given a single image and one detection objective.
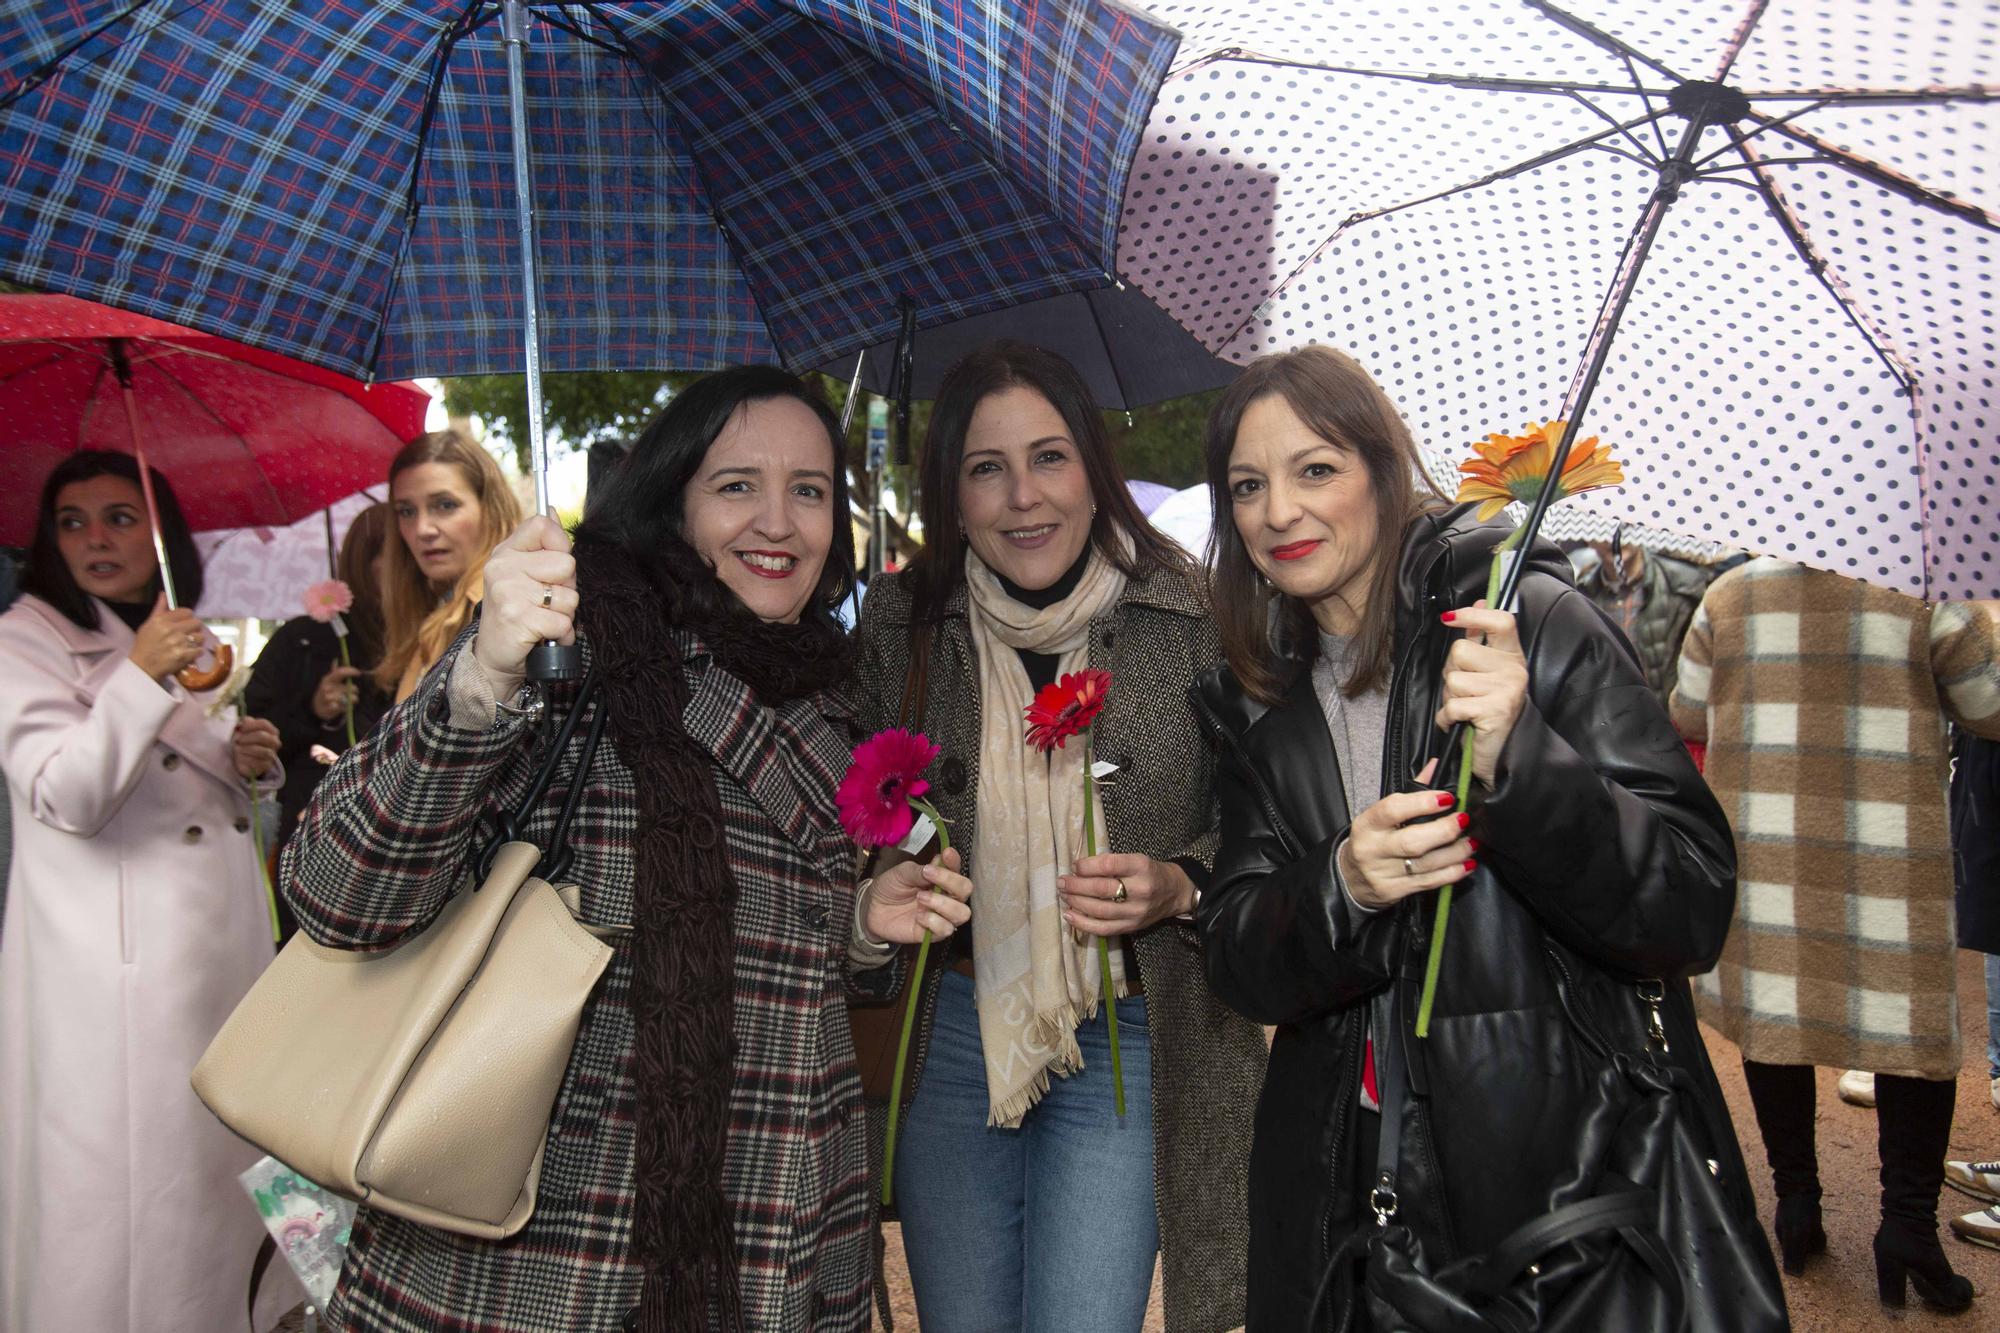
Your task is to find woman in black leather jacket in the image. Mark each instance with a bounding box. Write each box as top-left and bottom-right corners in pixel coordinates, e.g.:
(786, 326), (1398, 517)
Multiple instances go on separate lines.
(1191, 347), (1778, 1330)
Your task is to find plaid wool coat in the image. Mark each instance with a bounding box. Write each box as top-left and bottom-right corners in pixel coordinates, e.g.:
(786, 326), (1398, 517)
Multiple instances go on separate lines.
(1671, 558), (2000, 1079)
(283, 630), (889, 1332)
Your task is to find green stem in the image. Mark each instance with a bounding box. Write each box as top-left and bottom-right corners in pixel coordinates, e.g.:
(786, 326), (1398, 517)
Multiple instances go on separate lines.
(1415, 530), (1519, 1038)
(1086, 737), (1125, 1117)
(337, 634), (357, 749)
(880, 797), (951, 1207)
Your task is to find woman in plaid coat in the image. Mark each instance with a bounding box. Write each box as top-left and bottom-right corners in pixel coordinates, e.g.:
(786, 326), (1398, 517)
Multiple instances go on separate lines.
(284, 368), (969, 1333)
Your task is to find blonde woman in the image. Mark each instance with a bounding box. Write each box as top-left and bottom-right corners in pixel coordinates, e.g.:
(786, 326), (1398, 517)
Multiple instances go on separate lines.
(377, 430), (522, 700)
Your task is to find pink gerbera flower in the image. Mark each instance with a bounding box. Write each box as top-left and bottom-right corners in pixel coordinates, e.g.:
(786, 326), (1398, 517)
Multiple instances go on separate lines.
(303, 579), (355, 624)
(836, 728), (941, 848)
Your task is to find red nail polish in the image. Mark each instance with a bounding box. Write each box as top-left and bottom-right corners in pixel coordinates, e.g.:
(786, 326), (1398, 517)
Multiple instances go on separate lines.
(1463, 859), (1478, 872)
(1456, 812), (1470, 829)
(1468, 837), (1482, 852)
(1436, 793), (1454, 808)
(1441, 611), (1457, 623)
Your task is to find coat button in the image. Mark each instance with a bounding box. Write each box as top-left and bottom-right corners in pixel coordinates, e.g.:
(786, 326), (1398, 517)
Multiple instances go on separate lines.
(161, 753), (181, 771)
(801, 904), (830, 930)
(183, 825), (204, 843)
(1103, 630), (1116, 649)
(233, 816), (251, 834)
(939, 757), (967, 795)
(622, 1307), (641, 1331)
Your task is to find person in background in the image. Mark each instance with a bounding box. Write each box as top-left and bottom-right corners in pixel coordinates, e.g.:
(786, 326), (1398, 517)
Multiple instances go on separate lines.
(1672, 559), (2000, 1312)
(376, 430), (522, 701)
(1574, 527), (1712, 713)
(851, 341), (1265, 1333)
(242, 502), (394, 936)
(0, 451), (295, 1332)
(1943, 726), (2000, 1250)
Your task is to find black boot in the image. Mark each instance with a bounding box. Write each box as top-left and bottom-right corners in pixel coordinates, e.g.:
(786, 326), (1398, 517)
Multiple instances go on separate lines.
(1875, 1072), (1974, 1314)
(1741, 1059), (1826, 1274)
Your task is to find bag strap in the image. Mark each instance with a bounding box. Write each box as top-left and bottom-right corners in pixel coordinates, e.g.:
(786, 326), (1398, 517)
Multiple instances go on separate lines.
(247, 1234), (276, 1332)
(1370, 985), (1407, 1223)
(1463, 1191), (1688, 1333)
(477, 670), (605, 880)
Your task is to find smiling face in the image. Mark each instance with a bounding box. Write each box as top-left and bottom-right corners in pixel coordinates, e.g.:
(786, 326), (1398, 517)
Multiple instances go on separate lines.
(392, 462), (487, 591)
(55, 475), (158, 606)
(1227, 393), (1383, 635)
(681, 395), (838, 624)
(956, 385), (1095, 590)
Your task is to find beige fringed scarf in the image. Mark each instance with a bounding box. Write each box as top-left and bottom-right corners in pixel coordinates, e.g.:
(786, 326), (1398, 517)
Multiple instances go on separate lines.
(964, 545), (1128, 1127)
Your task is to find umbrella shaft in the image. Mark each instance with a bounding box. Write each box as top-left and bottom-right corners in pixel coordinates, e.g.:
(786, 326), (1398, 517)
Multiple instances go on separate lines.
(502, 0), (551, 518)
(117, 372), (180, 609)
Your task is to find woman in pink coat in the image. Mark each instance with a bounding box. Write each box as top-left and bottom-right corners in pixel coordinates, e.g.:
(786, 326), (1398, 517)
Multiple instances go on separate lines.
(0, 452), (297, 1332)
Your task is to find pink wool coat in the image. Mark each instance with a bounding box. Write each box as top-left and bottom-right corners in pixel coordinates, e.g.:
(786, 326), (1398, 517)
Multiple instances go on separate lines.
(0, 594), (300, 1332)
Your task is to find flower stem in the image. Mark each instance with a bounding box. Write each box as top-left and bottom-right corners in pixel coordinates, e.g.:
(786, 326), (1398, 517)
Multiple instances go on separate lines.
(251, 786), (281, 945)
(1415, 530), (1517, 1038)
(880, 797), (951, 1207)
(1086, 738), (1125, 1117)
(337, 634), (357, 749)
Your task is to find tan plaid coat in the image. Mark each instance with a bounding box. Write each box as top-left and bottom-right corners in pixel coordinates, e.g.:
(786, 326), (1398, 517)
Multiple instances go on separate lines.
(1670, 559), (2000, 1078)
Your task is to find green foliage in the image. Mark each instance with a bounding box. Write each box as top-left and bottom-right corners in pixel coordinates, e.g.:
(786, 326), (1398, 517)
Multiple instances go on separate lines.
(440, 371), (693, 473)
(1106, 388), (1219, 489)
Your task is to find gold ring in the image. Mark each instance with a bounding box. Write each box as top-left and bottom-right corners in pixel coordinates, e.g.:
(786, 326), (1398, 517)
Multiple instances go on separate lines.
(1113, 878), (1129, 904)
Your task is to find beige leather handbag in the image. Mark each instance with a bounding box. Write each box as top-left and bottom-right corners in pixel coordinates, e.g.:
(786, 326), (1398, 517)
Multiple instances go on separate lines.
(194, 677), (614, 1239)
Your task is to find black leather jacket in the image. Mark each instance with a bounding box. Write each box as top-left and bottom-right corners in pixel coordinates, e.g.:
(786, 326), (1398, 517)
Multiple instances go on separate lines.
(1193, 505), (1756, 1331)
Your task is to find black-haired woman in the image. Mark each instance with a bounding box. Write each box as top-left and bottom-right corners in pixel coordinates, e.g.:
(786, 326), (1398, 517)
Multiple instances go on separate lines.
(0, 451), (290, 1332)
(1192, 346), (1777, 1330)
(285, 367), (969, 1333)
(850, 341), (1266, 1332)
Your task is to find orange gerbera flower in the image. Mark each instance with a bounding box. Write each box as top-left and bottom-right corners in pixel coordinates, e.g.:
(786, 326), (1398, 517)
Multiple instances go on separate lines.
(1454, 420), (1625, 521)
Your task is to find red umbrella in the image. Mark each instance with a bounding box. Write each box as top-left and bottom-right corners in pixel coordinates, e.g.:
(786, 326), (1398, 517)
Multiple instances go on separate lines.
(0, 294), (428, 546)
(0, 292), (428, 687)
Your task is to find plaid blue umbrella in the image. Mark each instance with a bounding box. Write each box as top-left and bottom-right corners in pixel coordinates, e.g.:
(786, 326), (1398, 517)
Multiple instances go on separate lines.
(0, 1), (1178, 384)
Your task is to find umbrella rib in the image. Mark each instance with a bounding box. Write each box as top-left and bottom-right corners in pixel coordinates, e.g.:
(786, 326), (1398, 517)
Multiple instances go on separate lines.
(362, 0), (490, 378)
(1520, 0), (1687, 86)
(1709, 0), (1770, 85)
(1740, 86), (1998, 105)
(1616, 52), (1673, 159)
(1170, 49), (1676, 101)
(0, 0), (168, 110)
(141, 340), (291, 523)
(1559, 88), (1664, 167)
(1083, 287), (1140, 411)
(1693, 99), (1835, 168)
(1747, 114), (1999, 231)
(1727, 130), (1916, 395)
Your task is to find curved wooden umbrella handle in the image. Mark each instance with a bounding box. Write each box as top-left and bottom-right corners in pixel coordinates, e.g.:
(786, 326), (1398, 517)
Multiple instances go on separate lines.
(176, 643), (234, 693)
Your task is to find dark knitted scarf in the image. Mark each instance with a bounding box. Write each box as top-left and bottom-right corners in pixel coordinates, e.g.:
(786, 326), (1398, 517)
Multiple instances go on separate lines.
(573, 537), (852, 1333)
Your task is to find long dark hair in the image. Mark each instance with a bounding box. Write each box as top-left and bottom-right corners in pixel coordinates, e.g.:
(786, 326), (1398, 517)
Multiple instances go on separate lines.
(905, 339), (1192, 626)
(574, 366), (857, 636)
(22, 450), (203, 631)
(335, 500), (392, 669)
(1204, 346), (1447, 705)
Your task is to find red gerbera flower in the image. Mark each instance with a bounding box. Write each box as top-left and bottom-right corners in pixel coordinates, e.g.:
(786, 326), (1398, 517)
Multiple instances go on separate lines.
(836, 728), (941, 848)
(1024, 668), (1112, 753)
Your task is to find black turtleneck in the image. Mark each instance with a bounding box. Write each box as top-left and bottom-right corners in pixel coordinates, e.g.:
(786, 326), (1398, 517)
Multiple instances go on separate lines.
(104, 599), (152, 634)
(996, 545), (1091, 692)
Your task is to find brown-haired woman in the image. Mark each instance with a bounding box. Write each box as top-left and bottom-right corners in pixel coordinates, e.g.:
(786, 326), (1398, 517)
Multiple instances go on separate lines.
(1191, 345), (1779, 1330)
(851, 340), (1265, 1331)
(378, 430), (522, 699)
(242, 501), (395, 932)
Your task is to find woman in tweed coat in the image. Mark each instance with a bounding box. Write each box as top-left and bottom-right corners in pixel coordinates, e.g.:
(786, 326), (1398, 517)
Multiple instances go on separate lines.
(284, 368), (969, 1333)
(850, 342), (1266, 1332)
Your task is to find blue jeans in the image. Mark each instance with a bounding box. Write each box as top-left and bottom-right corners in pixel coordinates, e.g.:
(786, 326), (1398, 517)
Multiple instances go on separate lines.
(895, 968), (1158, 1333)
(1986, 953), (1999, 1079)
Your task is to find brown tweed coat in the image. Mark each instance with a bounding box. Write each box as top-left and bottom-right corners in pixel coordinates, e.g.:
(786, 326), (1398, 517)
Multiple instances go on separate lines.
(851, 562), (1266, 1333)
(1670, 558), (2000, 1079)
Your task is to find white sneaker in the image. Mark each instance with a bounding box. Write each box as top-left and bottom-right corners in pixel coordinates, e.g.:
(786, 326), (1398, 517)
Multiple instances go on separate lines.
(1950, 1203), (2000, 1250)
(1946, 1160), (2000, 1204)
(1836, 1069), (1876, 1107)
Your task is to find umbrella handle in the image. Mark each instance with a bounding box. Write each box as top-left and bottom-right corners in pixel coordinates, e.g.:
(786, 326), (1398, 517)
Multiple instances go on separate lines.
(176, 642), (234, 693)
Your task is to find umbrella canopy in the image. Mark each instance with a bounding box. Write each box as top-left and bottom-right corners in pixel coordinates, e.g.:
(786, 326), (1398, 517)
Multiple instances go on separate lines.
(0, 294), (428, 543)
(0, 2), (1178, 384)
(194, 489), (385, 621)
(1118, 2), (1997, 599)
(817, 280), (1238, 410)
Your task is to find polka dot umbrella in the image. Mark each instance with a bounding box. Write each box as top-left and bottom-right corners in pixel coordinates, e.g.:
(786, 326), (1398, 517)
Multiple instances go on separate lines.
(0, 293), (429, 600)
(1118, 1), (1997, 600)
